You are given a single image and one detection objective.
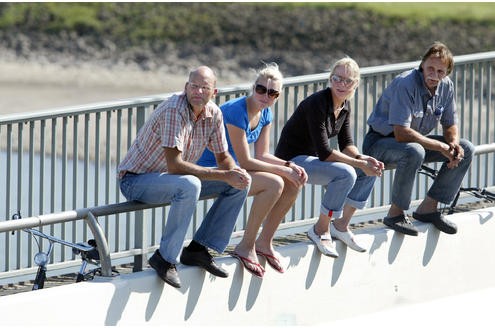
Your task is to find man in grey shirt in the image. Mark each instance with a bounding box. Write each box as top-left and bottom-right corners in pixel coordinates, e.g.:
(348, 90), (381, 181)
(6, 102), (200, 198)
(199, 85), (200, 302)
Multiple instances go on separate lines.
(364, 42), (474, 236)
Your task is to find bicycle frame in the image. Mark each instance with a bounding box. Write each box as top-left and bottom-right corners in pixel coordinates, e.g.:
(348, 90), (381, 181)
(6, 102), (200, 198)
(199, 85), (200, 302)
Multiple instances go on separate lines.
(419, 165), (495, 214)
(11, 212), (102, 290)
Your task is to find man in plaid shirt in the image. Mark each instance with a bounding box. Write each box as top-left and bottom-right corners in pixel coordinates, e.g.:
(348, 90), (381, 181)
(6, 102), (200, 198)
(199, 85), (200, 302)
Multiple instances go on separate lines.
(118, 66), (251, 288)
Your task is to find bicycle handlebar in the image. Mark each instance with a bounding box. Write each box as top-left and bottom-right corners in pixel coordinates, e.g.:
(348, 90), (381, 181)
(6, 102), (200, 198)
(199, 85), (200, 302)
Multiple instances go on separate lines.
(12, 212), (95, 252)
(23, 228), (95, 252)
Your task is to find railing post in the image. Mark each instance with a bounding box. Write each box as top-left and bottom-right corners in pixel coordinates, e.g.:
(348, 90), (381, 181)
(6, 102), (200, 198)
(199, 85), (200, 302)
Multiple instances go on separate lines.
(132, 106), (150, 272)
(133, 209), (149, 272)
(85, 211), (112, 277)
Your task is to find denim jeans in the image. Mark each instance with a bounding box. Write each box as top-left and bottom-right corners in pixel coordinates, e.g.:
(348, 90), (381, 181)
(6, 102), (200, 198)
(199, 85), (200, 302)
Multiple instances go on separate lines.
(119, 172), (249, 264)
(290, 155), (377, 219)
(363, 130), (474, 210)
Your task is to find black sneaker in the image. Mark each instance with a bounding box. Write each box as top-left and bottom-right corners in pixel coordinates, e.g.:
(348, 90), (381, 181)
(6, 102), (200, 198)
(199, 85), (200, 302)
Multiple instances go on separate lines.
(180, 247), (228, 278)
(413, 211), (458, 234)
(383, 214), (419, 236)
(148, 250), (181, 288)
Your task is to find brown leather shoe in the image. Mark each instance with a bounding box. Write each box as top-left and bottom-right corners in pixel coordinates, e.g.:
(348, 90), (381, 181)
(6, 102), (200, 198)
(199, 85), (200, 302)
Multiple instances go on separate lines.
(149, 250), (181, 288)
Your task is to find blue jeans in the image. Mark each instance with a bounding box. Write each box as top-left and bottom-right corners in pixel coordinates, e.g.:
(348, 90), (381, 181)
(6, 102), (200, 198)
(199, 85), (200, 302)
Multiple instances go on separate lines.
(290, 155), (377, 219)
(119, 172), (249, 264)
(363, 130), (474, 210)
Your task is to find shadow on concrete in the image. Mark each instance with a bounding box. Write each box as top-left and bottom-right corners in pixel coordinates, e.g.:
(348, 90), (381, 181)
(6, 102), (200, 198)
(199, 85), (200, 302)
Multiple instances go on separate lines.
(422, 225), (440, 266)
(369, 227), (388, 256)
(331, 245), (346, 287)
(387, 232), (405, 264)
(477, 210), (494, 225)
(228, 263), (243, 311)
(104, 270), (171, 325)
(305, 247), (322, 289)
(184, 269), (207, 320)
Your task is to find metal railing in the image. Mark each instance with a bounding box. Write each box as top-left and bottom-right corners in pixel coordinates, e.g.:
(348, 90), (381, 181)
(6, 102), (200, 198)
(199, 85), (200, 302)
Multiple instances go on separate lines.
(1, 51), (494, 285)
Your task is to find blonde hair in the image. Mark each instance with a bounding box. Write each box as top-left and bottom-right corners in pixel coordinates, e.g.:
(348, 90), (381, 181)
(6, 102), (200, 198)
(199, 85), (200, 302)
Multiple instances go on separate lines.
(255, 62), (284, 87)
(329, 57), (360, 99)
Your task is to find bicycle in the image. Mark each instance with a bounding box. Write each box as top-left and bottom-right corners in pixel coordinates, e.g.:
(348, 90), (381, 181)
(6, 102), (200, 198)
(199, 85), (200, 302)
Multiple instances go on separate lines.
(11, 211), (118, 290)
(419, 165), (495, 215)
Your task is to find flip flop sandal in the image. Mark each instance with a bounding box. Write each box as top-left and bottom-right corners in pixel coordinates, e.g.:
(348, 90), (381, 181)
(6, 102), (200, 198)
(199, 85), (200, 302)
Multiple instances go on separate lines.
(229, 251), (264, 278)
(256, 250), (285, 273)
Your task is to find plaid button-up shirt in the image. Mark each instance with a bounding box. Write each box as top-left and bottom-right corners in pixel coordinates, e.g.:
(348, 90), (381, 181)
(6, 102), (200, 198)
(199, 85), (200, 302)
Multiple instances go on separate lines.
(118, 93), (228, 178)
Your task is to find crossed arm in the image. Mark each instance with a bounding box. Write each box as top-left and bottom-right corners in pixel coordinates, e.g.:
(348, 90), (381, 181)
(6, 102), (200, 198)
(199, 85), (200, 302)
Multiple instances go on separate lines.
(164, 146), (250, 190)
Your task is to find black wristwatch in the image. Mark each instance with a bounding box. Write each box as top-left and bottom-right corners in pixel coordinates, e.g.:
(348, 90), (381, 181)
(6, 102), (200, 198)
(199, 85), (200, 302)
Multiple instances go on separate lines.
(284, 161), (294, 167)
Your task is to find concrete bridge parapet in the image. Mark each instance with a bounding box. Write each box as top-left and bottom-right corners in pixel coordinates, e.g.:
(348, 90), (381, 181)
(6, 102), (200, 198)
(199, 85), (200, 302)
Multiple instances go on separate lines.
(1, 207), (494, 326)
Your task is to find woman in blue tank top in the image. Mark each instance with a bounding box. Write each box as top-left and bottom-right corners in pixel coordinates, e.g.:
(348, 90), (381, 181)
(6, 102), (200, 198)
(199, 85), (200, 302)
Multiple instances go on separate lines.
(197, 63), (307, 277)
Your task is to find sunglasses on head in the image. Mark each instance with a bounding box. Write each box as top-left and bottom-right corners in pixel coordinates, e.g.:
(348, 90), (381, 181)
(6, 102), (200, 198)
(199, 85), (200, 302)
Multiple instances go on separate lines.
(254, 84), (280, 99)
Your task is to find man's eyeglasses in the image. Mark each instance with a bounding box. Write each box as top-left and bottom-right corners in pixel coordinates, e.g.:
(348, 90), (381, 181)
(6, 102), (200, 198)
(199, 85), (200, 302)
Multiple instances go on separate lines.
(330, 75), (357, 87)
(188, 82), (213, 92)
(254, 84), (280, 99)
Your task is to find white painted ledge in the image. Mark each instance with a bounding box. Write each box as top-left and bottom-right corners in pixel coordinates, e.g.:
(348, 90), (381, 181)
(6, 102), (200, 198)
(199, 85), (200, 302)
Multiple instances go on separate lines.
(1, 207), (494, 326)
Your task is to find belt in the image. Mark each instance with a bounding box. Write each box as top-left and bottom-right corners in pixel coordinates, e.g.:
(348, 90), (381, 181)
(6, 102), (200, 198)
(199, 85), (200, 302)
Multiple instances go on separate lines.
(369, 126), (394, 138)
(120, 171), (138, 179)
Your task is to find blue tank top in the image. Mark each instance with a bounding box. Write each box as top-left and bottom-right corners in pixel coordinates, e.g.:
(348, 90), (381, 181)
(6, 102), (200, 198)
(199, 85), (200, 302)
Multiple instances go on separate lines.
(197, 96), (273, 166)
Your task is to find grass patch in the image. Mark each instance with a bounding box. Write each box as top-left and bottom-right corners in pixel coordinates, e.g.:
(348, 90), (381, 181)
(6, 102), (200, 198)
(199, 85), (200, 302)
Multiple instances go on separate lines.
(1, 2), (494, 36)
(279, 2), (495, 22)
(352, 2), (495, 22)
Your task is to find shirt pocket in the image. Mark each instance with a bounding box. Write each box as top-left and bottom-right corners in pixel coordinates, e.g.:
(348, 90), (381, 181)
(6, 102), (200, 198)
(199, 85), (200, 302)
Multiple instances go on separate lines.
(410, 109), (424, 130)
(433, 105), (444, 120)
(426, 98), (444, 121)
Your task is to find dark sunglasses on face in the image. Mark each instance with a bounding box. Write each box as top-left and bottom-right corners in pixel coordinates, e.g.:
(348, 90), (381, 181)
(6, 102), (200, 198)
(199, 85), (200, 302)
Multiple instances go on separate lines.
(254, 84), (280, 99)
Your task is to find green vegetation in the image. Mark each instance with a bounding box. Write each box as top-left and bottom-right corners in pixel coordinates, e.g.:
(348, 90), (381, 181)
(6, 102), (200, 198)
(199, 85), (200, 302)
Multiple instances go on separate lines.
(0, 2), (494, 42)
(343, 2), (495, 22)
(0, 3), (103, 32)
(1, 2), (493, 76)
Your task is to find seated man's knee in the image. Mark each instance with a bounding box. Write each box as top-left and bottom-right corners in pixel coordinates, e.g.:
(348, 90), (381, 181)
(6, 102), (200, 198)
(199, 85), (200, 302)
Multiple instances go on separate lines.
(460, 139), (475, 162)
(177, 175), (202, 197)
(403, 143), (425, 167)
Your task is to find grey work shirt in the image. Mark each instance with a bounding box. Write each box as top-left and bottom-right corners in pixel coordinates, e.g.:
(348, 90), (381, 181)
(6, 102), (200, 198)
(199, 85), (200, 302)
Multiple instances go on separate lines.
(367, 68), (457, 136)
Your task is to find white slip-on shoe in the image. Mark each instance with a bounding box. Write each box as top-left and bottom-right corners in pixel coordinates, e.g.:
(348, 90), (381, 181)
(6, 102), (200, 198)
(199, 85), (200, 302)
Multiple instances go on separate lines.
(307, 225), (339, 258)
(330, 222), (367, 253)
